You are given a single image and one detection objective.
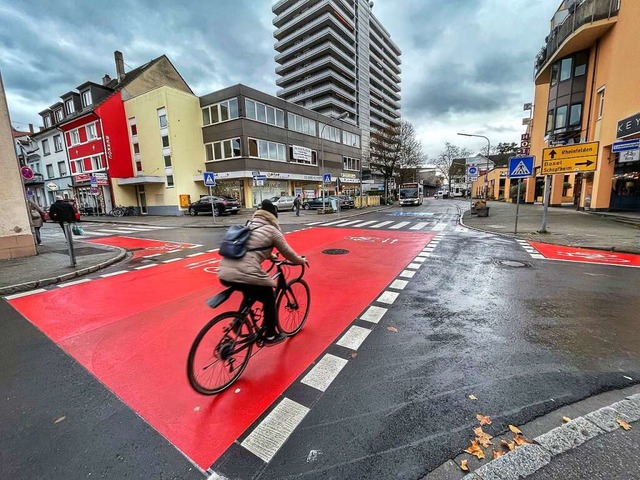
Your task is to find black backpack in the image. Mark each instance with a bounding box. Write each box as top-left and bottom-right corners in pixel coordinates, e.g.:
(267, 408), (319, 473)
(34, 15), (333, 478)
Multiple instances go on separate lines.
(219, 222), (270, 259)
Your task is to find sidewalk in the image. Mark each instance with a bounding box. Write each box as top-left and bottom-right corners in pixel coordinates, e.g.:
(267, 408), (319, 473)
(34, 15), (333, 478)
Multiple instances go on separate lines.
(463, 201), (640, 254)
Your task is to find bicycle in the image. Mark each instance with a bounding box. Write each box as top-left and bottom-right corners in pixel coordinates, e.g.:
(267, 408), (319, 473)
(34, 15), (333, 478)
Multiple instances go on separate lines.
(108, 205), (138, 217)
(187, 256), (310, 395)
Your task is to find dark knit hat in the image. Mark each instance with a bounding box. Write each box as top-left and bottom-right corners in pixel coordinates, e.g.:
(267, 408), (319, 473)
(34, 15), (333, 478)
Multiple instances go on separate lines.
(260, 199), (278, 218)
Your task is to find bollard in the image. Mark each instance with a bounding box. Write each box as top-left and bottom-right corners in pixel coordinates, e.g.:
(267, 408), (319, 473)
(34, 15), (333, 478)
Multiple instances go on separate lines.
(63, 223), (77, 267)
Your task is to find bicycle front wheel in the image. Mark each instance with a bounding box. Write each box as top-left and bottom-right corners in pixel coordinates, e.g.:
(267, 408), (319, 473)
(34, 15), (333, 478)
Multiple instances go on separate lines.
(187, 312), (254, 395)
(277, 279), (310, 336)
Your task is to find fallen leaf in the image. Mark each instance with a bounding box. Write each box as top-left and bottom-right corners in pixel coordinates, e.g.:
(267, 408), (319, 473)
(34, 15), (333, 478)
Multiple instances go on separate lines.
(617, 418), (632, 431)
(53, 416), (66, 424)
(508, 424), (522, 435)
(193, 406), (200, 412)
(387, 326), (398, 333)
(464, 440), (485, 459)
(350, 352), (358, 358)
(474, 427), (494, 447)
(476, 414), (492, 425)
(459, 459), (469, 472)
(492, 449), (505, 459)
(562, 416), (572, 423)
(234, 388), (241, 394)
(513, 435), (532, 446)
(468, 394), (478, 400)
(501, 440), (516, 451)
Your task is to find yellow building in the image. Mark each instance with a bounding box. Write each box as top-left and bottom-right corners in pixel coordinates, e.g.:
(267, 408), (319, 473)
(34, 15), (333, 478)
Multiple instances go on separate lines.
(115, 86), (206, 214)
(529, 0), (639, 211)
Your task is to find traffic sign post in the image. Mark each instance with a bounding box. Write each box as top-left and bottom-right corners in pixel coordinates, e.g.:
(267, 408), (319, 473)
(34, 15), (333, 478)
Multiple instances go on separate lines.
(541, 142), (599, 175)
(20, 165), (34, 180)
(203, 172), (216, 224)
(508, 155), (535, 234)
(322, 173), (331, 213)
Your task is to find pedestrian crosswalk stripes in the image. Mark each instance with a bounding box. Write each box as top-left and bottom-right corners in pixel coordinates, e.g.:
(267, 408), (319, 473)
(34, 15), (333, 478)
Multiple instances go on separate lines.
(388, 221), (410, 230)
(305, 217), (454, 232)
(42, 223), (173, 239)
(370, 221), (394, 229)
(409, 222), (430, 230)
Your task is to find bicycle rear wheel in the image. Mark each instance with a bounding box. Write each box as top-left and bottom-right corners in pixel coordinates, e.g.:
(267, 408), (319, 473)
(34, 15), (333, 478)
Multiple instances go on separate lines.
(277, 279), (310, 336)
(187, 312), (254, 395)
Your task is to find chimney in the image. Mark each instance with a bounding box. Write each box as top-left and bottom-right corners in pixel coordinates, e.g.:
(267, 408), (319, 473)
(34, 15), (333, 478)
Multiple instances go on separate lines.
(102, 74), (112, 85)
(114, 50), (125, 81)
(29, 123), (34, 133)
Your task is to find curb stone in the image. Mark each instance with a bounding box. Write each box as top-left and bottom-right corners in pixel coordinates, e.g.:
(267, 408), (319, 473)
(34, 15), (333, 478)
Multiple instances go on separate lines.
(0, 246), (127, 297)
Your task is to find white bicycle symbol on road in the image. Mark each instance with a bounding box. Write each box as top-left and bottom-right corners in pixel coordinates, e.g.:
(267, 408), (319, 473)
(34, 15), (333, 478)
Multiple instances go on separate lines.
(346, 236), (398, 244)
(557, 251), (631, 263)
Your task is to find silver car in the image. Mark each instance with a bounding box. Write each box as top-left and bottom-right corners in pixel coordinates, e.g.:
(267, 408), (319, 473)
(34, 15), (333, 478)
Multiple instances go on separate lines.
(268, 196), (295, 212)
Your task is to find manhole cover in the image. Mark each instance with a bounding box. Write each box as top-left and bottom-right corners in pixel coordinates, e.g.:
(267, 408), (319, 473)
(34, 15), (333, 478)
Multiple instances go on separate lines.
(494, 259), (531, 268)
(322, 248), (350, 255)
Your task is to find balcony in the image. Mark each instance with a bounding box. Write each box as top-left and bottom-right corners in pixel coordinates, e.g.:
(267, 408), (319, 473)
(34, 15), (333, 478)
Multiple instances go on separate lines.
(370, 85), (401, 110)
(23, 173), (45, 185)
(276, 56), (356, 87)
(535, 0), (619, 79)
(370, 79), (401, 107)
(307, 96), (356, 114)
(369, 60), (401, 90)
(369, 13), (402, 56)
(369, 30), (402, 72)
(277, 69), (356, 96)
(286, 83), (357, 104)
(276, 41), (356, 75)
(274, 12), (354, 51)
(370, 102), (398, 124)
(274, 0), (355, 40)
(274, 0), (354, 29)
(275, 26), (355, 63)
(370, 42), (401, 76)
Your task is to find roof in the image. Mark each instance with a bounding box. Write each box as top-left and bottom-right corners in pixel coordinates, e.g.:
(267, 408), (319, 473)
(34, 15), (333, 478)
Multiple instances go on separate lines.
(12, 128), (30, 138)
(487, 154), (511, 168)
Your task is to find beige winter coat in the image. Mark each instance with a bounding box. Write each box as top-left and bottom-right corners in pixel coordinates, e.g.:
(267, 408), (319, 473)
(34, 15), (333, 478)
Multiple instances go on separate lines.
(29, 202), (45, 228)
(217, 209), (305, 287)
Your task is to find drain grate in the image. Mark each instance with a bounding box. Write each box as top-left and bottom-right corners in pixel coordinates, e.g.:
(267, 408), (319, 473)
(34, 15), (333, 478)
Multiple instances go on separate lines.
(494, 259), (531, 268)
(322, 248), (350, 255)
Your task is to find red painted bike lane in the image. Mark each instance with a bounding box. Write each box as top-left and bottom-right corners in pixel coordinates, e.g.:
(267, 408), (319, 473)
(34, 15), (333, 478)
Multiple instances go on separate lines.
(86, 236), (199, 259)
(9, 228), (433, 469)
(529, 242), (640, 268)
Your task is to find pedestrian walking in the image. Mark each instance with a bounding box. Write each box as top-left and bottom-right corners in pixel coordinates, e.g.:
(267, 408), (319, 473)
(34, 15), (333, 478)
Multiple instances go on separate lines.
(294, 194), (302, 217)
(48, 195), (76, 240)
(29, 201), (46, 245)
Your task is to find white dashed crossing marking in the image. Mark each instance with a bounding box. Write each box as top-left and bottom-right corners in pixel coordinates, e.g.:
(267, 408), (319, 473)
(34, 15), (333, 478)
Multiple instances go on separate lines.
(410, 222), (430, 230)
(4, 289), (47, 300)
(337, 325), (372, 350)
(398, 269), (416, 279)
(389, 221), (411, 230)
(370, 221), (394, 229)
(376, 291), (399, 304)
(301, 354), (348, 392)
(360, 305), (388, 324)
(389, 279), (408, 290)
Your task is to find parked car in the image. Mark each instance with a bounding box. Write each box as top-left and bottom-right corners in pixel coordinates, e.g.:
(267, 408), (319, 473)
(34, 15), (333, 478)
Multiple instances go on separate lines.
(331, 195), (355, 209)
(267, 196), (295, 212)
(302, 197), (333, 210)
(188, 196), (240, 216)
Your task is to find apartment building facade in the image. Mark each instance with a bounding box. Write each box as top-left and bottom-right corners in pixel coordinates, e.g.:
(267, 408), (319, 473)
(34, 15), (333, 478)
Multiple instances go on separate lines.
(199, 84), (363, 208)
(529, 0), (639, 211)
(272, 0), (401, 162)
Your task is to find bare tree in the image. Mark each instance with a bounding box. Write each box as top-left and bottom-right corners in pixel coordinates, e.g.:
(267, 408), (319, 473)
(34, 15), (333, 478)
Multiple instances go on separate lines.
(396, 121), (427, 185)
(432, 142), (471, 193)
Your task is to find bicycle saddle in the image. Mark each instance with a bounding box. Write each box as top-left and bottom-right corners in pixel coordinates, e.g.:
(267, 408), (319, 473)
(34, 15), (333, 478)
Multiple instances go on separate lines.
(206, 287), (234, 309)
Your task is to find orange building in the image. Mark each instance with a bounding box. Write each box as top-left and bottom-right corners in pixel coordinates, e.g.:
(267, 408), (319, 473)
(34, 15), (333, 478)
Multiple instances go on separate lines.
(528, 0), (639, 211)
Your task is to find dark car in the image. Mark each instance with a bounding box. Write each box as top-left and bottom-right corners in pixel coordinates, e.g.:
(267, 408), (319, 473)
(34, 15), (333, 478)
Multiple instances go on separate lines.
(331, 195), (355, 209)
(302, 197), (332, 210)
(188, 196), (240, 216)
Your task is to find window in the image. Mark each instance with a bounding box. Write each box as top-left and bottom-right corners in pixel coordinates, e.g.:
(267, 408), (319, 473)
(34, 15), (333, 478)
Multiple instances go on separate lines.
(133, 143), (140, 154)
(288, 146), (318, 165)
(55, 109), (63, 122)
(555, 105), (568, 130)
(166, 175), (174, 187)
(129, 118), (137, 136)
(287, 112), (316, 135)
(44, 115), (51, 128)
(70, 129), (80, 146)
(53, 134), (63, 152)
(574, 52), (588, 77)
(546, 110), (554, 133)
(81, 90), (92, 107)
(46, 164), (55, 178)
(559, 58), (572, 82)
(550, 64), (559, 86)
(136, 160), (143, 172)
(248, 138), (286, 161)
(569, 103), (582, 126)
(205, 138), (242, 161)
(164, 155), (172, 167)
(72, 159), (84, 174)
(343, 156), (360, 171)
(319, 123), (341, 142)
(343, 131), (360, 148)
(65, 99), (75, 115)
(58, 161), (67, 176)
(597, 88), (605, 119)
(86, 123), (98, 140)
(246, 98), (284, 127)
(91, 155), (104, 170)
(42, 139), (50, 156)
(158, 108), (167, 128)
(202, 98), (238, 126)
(162, 135), (170, 148)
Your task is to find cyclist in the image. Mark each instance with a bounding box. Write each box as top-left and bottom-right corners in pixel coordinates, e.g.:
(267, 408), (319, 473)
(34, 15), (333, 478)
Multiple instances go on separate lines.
(217, 199), (307, 346)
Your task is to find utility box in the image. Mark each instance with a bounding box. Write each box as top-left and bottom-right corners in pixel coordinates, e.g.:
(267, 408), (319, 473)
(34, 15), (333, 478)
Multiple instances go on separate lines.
(179, 194), (191, 208)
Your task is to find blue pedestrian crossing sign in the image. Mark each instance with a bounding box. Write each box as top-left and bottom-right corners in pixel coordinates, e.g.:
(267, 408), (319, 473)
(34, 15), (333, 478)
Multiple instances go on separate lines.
(203, 172), (216, 186)
(508, 156), (535, 179)
(323, 173), (332, 184)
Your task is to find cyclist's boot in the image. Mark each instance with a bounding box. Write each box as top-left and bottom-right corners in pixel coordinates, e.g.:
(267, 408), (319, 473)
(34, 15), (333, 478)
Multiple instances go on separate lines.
(263, 332), (286, 347)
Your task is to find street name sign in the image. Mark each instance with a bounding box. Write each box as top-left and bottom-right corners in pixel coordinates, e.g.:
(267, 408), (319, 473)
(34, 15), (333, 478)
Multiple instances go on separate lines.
(508, 155), (535, 178)
(203, 172), (216, 186)
(612, 138), (640, 153)
(541, 141), (599, 175)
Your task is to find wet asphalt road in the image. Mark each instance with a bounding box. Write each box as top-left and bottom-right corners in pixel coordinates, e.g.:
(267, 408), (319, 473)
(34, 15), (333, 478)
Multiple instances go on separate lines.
(250, 199), (640, 479)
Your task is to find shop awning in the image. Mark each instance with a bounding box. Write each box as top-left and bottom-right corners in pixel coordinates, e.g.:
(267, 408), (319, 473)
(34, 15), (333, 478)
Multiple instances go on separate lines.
(116, 176), (166, 186)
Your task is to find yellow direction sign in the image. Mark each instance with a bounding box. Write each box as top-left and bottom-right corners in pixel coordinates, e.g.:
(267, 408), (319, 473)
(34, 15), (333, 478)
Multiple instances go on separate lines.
(541, 142), (599, 175)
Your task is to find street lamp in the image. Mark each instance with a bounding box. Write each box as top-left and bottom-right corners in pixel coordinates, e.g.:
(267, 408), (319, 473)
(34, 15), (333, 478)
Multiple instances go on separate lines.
(457, 133), (491, 201)
(320, 112), (349, 213)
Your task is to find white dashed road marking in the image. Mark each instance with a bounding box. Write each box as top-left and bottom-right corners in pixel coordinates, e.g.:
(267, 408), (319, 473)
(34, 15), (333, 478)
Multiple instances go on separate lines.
(370, 221), (394, 229)
(389, 221), (411, 230)
(301, 354), (348, 392)
(337, 325), (372, 350)
(376, 291), (399, 304)
(410, 222), (430, 230)
(360, 305), (388, 324)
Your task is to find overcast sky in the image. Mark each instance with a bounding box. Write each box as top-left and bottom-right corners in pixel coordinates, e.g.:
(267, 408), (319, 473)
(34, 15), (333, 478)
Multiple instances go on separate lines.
(1, 0), (557, 158)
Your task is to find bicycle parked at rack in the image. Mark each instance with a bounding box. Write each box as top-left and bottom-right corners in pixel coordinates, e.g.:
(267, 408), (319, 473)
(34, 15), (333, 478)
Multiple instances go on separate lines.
(187, 256), (310, 395)
(108, 205), (138, 217)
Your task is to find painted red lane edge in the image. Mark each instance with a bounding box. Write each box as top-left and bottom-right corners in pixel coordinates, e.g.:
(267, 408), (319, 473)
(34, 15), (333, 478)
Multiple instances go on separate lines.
(9, 228), (433, 468)
(529, 241), (640, 268)
(86, 236), (198, 259)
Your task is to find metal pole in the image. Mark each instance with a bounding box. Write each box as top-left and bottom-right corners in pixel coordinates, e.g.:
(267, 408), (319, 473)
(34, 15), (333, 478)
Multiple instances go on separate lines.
(539, 175), (551, 233)
(515, 179), (522, 233)
(64, 223), (77, 267)
(209, 186), (216, 224)
(484, 138), (490, 201)
(321, 130), (325, 214)
(359, 160), (363, 209)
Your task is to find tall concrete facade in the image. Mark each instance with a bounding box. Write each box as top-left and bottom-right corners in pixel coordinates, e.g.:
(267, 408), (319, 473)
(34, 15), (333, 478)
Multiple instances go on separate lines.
(0, 73), (37, 259)
(272, 0), (401, 163)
